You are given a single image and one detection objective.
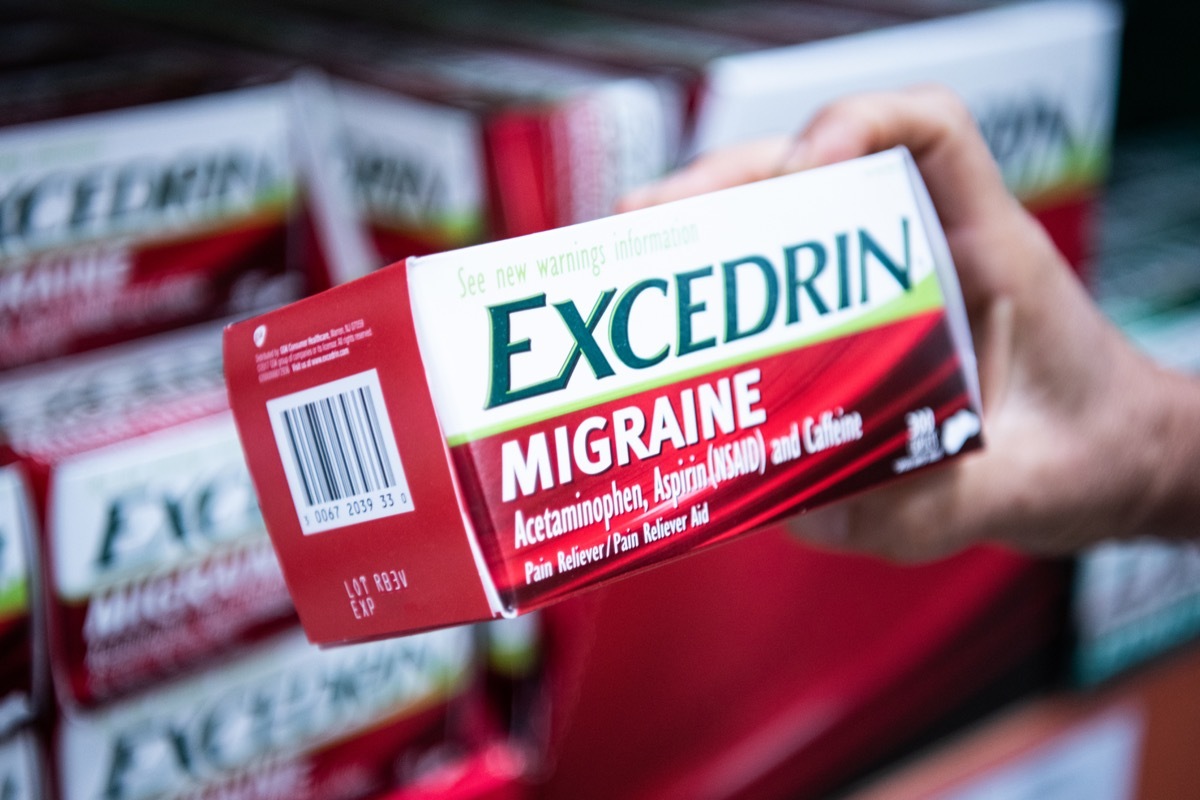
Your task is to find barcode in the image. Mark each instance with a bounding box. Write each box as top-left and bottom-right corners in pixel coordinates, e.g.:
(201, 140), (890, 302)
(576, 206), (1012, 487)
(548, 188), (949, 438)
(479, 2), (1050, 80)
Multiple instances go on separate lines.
(267, 370), (413, 534)
(281, 385), (393, 506)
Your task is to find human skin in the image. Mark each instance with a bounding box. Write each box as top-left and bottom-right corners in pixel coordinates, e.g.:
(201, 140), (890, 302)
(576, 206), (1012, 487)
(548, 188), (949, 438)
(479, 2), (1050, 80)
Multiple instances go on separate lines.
(619, 85), (1200, 561)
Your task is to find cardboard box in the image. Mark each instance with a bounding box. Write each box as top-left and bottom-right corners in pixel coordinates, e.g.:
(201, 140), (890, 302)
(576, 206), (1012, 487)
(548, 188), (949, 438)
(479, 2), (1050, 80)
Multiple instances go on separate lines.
(687, 0), (1123, 271)
(1072, 129), (1200, 686)
(52, 626), (477, 800)
(225, 148), (983, 644)
(0, 322), (300, 708)
(0, 83), (312, 370)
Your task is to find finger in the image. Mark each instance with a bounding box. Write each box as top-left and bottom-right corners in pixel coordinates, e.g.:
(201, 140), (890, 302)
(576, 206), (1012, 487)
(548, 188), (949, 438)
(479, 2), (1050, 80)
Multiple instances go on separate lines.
(616, 136), (791, 212)
(782, 85), (1017, 232)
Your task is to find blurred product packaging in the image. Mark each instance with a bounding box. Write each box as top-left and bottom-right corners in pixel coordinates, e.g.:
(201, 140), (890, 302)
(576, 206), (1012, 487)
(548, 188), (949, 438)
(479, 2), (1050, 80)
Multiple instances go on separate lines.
(0, 321), (301, 709)
(52, 625), (477, 800)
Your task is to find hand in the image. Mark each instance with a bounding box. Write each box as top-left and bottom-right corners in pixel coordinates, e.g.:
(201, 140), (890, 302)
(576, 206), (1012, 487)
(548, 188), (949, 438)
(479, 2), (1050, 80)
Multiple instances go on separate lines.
(620, 85), (1200, 560)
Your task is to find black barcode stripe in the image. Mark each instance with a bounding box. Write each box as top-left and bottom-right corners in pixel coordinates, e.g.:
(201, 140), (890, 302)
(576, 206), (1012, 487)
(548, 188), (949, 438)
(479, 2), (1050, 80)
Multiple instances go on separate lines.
(360, 386), (395, 488)
(320, 397), (354, 500)
(283, 410), (316, 507)
(279, 383), (396, 508)
(347, 392), (381, 492)
(339, 393), (369, 497)
(306, 403), (336, 503)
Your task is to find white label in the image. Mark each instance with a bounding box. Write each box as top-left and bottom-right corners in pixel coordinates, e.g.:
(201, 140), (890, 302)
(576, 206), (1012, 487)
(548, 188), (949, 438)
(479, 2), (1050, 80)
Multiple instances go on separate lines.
(553, 78), (683, 227)
(1078, 540), (1200, 637)
(0, 321), (226, 447)
(51, 413), (265, 600)
(934, 709), (1141, 800)
(0, 732), (40, 800)
(266, 370), (414, 534)
(333, 80), (486, 245)
(693, 0), (1122, 201)
(0, 84), (294, 260)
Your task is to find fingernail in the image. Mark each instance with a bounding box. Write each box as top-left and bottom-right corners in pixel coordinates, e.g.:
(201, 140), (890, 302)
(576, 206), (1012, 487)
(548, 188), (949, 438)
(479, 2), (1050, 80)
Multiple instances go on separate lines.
(796, 503), (849, 548)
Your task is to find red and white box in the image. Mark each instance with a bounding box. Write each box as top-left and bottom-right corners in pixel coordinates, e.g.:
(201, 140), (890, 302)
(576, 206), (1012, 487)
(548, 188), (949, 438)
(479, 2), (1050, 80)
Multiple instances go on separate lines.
(0, 80), (323, 370)
(0, 322), (299, 708)
(686, 0), (1123, 272)
(226, 147), (983, 645)
(52, 625), (477, 800)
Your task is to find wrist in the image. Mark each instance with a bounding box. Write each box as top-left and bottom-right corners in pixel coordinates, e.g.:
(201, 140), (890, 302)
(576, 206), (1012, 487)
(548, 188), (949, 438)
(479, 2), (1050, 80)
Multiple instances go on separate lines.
(1133, 366), (1200, 541)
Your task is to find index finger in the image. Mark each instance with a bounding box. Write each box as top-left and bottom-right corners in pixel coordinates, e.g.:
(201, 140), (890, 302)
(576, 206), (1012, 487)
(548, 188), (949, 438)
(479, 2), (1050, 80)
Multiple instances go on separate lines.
(780, 85), (1018, 232)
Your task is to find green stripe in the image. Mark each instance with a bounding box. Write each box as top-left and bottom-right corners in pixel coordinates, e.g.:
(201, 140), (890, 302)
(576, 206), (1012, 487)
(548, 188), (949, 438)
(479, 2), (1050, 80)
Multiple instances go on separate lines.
(1009, 143), (1109, 205)
(446, 272), (944, 445)
(0, 579), (27, 618)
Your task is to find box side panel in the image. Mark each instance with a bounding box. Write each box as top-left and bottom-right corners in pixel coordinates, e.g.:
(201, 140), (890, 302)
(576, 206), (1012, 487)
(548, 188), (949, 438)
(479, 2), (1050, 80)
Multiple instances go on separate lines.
(223, 263), (493, 644)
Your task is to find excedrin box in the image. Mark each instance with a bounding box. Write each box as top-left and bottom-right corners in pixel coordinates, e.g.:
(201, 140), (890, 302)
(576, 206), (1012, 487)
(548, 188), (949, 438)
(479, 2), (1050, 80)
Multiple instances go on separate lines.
(0, 322), (299, 708)
(225, 147), (983, 644)
(0, 81), (317, 370)
(686, 0), (1123, 272)
(0, 459), (40, 734)
(53, 625), (476, 800)
(327, 79), (490, 266)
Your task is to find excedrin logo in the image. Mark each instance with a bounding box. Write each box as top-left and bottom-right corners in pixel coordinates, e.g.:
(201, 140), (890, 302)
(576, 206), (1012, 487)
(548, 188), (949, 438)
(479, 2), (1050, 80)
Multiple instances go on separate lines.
(91, 461), (260, 575)
(0, 148), (284, 259)
(93, 632), (466, 800)
(975, 93), (1082, 192)
(348, 137), (449, 226)
(486, 218), (914, 410)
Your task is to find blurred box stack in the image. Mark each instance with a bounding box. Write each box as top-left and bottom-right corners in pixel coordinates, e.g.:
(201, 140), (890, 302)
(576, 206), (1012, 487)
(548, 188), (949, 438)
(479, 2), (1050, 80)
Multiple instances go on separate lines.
(308, 0), (1121, 276)
(1071, 120), (1200, 688)
(0, 322), (504, 800)
(98, 0), (686, 254)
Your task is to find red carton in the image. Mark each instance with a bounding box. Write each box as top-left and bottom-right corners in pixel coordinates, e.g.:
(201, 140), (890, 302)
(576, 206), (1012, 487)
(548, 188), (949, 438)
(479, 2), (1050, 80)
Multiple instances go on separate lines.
(0, 84), (311, 370)
(52, 626), (477, 800)
(0, 322), (299, 708)
(225, 149), (983, 645)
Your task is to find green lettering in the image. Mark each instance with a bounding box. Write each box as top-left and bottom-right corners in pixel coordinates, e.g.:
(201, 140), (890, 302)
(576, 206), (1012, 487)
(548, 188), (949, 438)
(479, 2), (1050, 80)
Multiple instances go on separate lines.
(485, 294), (548, 409)
(676, 267), (716, 356)
(784, 242), (829, 323)
(611, 279), (669, 369)
(722, 255), (778, 342)
(859, 219), (911, 302)
(553, 290), (616, 382)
